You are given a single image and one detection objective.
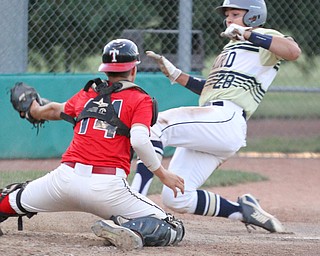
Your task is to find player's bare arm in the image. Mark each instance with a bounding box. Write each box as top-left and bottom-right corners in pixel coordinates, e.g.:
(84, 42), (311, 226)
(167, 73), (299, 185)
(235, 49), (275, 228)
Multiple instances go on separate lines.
(130, 123), (185, 197)
(30, 100), (65, 121)
(153, 166), (185, 198)
(243, 31), (301, 61)
(145, 51), (205, 94)
(172, 72), (189, 86)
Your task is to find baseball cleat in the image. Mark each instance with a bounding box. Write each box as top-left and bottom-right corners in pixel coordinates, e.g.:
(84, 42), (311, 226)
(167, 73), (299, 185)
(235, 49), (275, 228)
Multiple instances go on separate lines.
(238, 194), (284, 233)
(91, 220), (143, 251)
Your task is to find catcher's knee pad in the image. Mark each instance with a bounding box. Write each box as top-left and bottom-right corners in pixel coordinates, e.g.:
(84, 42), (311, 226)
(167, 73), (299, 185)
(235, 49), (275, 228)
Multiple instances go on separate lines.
(0, 182), (36, 230)
(112, 214), (185, 247)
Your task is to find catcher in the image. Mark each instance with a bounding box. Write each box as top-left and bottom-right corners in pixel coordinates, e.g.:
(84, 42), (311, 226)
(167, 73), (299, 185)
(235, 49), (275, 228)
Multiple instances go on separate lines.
(0, 38), (185, 250)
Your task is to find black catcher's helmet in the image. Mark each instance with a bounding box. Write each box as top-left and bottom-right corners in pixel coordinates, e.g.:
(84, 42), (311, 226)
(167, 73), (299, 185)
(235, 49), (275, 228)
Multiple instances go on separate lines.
(99, 39), (141, 72)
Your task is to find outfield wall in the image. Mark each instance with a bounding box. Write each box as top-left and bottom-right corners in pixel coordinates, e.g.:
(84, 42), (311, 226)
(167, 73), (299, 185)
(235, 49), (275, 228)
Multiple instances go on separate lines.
(0, 73), (198, 159)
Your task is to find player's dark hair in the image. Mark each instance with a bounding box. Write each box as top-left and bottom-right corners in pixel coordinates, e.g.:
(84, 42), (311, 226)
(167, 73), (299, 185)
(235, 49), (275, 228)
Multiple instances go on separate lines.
(106, 70), (131, 77)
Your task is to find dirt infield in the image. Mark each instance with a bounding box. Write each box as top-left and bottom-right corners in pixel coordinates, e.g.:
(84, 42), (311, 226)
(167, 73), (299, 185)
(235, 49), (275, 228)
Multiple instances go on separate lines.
(0, 155), (320, 256)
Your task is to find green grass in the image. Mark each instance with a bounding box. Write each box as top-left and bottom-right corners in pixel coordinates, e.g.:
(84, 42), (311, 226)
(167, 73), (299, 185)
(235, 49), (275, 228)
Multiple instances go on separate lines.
(0, 169), (267, 195)
(242, 136), (320, 153)
(272, 55), (320, 87)
(254, 93), (320, 119)
(126, 169), (267, 195)
(0, 170), (48, 188)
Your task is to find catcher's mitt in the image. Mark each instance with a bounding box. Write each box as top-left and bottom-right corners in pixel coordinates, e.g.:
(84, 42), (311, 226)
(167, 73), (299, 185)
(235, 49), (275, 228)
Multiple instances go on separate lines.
(10, 82), (49, 128)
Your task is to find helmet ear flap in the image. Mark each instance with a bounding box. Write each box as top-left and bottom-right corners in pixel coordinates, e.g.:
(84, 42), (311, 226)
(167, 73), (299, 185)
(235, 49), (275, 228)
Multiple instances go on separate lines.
(243, 10), (266, 27)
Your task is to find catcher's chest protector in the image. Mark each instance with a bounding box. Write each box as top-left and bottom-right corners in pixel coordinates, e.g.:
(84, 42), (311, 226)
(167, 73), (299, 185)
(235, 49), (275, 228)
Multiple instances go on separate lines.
(61, 78), (158, 137)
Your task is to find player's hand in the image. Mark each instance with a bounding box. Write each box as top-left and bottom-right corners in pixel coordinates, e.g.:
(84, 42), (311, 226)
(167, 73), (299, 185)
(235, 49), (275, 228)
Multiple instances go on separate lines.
(146, 51), (182, 84)
(220, 23), (252, 41)
(154, 167), (184, 198)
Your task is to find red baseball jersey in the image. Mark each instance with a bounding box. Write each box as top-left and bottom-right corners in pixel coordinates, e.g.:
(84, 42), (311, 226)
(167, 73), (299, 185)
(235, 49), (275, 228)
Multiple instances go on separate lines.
(61, 85), (153, 174)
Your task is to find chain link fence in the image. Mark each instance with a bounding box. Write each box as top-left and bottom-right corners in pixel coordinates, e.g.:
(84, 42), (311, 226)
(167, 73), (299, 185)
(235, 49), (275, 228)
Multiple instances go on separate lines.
(25, 1), (319, 76)
(25, 1), (318, 73)
(2, 0), (320, 153)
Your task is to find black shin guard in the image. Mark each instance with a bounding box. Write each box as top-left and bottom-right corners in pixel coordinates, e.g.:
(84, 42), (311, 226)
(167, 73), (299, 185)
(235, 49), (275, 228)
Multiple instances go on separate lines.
(0, 182), (37, 230)
(112, 214), (185, 247)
